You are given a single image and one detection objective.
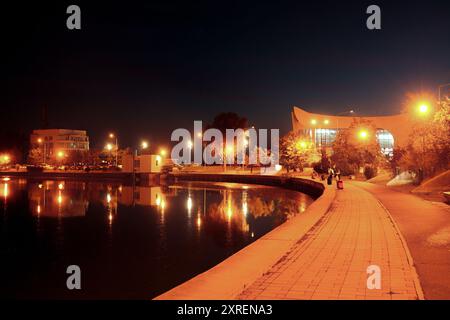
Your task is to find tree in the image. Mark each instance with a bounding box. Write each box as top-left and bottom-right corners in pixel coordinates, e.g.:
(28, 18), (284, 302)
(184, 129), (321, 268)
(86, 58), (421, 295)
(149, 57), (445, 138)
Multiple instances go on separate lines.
(28, 147), (43, 165)
(398, 99), (450, 181)
(331, 118), (383, 176)
(206, 112), (249, 168)
(280, 130), (320, 173)
(208, 112), (249, 134)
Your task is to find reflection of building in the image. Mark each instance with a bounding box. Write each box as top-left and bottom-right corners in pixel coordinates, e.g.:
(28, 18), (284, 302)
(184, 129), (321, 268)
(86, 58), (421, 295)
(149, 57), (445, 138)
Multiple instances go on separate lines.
(28, 181), (89, 217)
(118, 186), (169, 207)
(30, 129), (89, 161)
(291, 106), (415, 156)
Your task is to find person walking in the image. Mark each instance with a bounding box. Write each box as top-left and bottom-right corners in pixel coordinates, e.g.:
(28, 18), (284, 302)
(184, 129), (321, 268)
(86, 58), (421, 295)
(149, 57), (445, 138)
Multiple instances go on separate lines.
(327, 167), (334, 185)
(335, 167), (341, 181)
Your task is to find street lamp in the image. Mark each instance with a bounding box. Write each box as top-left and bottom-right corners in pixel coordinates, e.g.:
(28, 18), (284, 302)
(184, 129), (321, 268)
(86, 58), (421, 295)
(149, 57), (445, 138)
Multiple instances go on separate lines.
(418, 103), (429, 114)
(108, 133), (118, 166)
(160, 149), (167, 157)
(37, 138), (46, 164)
(358, 130), (368, 140)
(141, 141), (149, 150)
(296, 140), (308, 150)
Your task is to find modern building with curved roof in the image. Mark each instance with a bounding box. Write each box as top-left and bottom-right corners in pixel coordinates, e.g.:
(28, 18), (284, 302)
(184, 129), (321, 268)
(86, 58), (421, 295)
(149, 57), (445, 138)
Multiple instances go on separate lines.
(291, 106), (415, 156)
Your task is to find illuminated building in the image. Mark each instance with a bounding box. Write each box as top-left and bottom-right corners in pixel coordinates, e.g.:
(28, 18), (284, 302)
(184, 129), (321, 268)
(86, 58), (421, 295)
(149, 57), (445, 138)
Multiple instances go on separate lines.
(291, 106), (416, 156)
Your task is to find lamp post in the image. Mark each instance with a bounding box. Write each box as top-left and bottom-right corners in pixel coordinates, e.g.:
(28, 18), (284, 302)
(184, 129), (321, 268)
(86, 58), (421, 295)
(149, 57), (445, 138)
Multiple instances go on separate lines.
(109, 133), (118, 167)
(37, 138), (46, 165)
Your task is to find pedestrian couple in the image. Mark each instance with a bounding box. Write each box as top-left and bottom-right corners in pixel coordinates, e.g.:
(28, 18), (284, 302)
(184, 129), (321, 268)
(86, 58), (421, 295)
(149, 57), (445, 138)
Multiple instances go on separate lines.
(327, 166), (341, 185)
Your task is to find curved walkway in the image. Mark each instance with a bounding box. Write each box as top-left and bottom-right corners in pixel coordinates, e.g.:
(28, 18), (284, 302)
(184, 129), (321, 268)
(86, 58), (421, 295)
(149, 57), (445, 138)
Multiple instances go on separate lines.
(237, 183), (423, 300)
(353, 181), (450, 299)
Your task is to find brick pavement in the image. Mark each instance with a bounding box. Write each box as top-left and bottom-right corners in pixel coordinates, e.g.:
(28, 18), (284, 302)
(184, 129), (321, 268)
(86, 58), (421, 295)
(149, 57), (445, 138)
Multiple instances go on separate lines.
(237, 183), (422, 300)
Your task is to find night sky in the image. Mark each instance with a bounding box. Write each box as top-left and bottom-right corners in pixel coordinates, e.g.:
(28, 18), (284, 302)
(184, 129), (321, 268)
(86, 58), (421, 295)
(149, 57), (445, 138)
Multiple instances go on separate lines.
(2, 0), (450, 149)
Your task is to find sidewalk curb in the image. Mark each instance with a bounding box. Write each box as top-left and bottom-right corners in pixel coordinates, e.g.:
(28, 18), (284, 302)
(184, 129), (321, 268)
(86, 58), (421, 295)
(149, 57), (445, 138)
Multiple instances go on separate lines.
(375, 199), (425, 300)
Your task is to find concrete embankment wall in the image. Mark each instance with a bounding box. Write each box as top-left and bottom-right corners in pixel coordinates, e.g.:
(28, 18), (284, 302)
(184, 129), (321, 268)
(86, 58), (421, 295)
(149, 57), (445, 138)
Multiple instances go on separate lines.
(171, 173), (325, 199)
(156, 173), (334, 300)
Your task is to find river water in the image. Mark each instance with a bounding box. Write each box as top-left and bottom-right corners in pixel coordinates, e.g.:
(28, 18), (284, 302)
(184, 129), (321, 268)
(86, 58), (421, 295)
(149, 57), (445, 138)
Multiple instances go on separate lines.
(0, 178), (313, 299)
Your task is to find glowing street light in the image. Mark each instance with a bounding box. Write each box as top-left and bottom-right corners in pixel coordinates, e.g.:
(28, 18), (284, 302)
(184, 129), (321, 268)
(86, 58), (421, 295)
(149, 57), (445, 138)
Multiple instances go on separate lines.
(160, 149), (167, 157)
(323, 119), (330, 125)
(37, 138), (47, 164)
(310, 119), (317, 125)
(108, 133), (119, 166)
(358, 130), (368, 140)
(418, 103), (429, 114)
(141, 141), (149, 149)
(105, 143), (113, 151)
(296, 140), (308, 150)
(57, 151), (65, 159)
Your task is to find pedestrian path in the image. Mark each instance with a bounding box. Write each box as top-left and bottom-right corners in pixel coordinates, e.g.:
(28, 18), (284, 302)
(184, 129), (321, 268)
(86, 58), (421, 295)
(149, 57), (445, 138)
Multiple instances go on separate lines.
(237, 183), (423, 300)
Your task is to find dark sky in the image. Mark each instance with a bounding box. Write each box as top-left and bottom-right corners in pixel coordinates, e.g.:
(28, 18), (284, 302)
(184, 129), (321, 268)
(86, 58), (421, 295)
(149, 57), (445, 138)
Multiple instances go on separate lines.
(2, 0), (450, 149)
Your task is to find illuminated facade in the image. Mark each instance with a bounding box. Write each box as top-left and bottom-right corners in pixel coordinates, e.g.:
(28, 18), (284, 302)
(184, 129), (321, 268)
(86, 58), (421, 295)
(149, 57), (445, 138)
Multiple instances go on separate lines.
(291, 106), (415, 156)
(30, 129), (89, 161)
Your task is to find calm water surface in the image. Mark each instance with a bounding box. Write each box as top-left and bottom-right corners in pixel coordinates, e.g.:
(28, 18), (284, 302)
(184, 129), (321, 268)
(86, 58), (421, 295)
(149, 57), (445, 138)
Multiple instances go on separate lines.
(0, 178), (313, 299)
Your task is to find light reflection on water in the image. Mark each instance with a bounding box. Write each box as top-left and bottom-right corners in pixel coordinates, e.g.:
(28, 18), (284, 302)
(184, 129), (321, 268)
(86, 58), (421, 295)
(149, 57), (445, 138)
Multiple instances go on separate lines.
(0, 178), (313, 299)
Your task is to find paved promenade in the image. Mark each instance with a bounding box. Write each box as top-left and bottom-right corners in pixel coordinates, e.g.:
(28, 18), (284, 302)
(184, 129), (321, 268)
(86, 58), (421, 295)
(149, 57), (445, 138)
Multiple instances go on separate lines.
(354, 181), (450, 299)
(238, 182), (423, 300)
